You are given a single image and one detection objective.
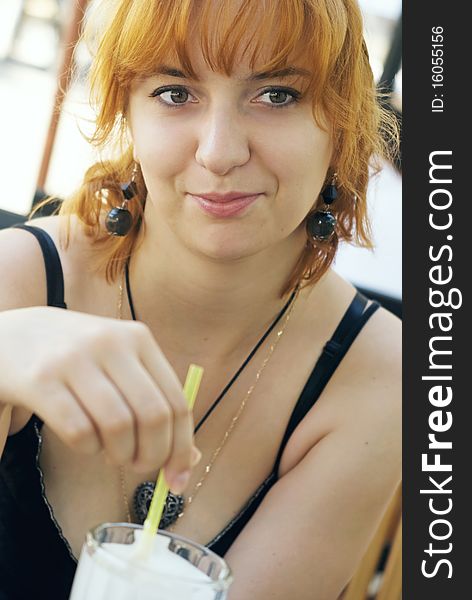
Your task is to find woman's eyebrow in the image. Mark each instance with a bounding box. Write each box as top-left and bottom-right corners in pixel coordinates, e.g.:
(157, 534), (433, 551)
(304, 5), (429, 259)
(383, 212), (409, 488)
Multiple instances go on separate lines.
(152, 65), (312, 81)
(248, 67), (312, 81)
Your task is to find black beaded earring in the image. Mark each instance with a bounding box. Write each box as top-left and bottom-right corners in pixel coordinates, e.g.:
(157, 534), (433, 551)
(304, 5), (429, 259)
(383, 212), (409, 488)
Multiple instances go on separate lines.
(105, 163), (139, 236)
(306, 172), (338, 243)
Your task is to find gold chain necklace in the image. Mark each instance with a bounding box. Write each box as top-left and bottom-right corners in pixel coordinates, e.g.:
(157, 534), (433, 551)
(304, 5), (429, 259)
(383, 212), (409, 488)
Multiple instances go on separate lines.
(116, 268), (299, 527)
(117, 276), (132, 524)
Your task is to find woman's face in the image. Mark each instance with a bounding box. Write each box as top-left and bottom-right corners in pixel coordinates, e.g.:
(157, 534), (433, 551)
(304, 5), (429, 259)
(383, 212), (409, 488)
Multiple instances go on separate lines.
(127, 39), (333, 261)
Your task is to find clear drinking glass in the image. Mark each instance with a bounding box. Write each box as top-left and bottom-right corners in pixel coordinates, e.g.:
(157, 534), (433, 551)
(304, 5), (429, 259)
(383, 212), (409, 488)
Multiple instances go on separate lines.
(69, 523), (233, 600)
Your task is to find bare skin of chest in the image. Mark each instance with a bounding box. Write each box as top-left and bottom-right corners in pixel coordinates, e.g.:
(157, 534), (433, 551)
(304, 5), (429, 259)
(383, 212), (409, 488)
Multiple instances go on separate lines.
(39, 275), (353, 559)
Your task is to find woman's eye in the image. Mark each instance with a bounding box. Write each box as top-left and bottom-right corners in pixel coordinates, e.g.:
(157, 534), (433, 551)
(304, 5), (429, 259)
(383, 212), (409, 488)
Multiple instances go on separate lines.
(149, 86), (195, 107)
(149, 85), (301, 109)
(256, 88), (301, 108)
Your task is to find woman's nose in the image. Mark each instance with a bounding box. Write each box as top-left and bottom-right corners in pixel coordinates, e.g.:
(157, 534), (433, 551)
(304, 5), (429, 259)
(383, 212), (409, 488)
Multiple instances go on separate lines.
(195, 106), (251, 176)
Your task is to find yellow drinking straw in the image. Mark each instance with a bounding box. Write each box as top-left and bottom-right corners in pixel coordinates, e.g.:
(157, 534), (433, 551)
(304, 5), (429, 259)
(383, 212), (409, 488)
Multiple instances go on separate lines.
(133, 364), (204, 560)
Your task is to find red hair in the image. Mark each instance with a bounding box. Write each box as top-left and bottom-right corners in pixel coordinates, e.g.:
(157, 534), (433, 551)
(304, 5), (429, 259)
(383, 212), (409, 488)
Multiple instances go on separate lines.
(48, 0), (398, 296)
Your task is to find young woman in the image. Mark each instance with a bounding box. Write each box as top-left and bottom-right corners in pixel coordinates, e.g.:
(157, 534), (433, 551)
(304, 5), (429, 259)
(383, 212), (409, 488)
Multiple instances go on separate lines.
(0, 0), (401, 598)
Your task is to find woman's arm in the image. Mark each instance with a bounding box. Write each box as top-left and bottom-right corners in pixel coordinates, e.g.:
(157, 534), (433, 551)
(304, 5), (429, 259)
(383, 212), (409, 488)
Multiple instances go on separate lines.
(224, 308), (401, 600)
(0, 225), (197, 490)
(0, 226), (49, 454)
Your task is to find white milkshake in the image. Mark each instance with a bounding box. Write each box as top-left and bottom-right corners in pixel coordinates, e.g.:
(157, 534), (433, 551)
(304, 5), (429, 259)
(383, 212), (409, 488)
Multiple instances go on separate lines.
(69, 524), (233, 600)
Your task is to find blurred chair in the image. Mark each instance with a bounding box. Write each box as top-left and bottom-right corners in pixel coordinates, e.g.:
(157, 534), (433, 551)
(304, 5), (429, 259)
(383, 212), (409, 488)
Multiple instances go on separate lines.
(340, 484), (402, 600)
(357, 287), (402, 320)
(0, 209), (27, 230)
(0, 194), (58, 231)
(377, 14), (402, 173)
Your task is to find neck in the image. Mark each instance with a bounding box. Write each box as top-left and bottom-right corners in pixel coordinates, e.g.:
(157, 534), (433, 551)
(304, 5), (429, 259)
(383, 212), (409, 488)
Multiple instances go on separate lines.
(127, 215), (308, 361)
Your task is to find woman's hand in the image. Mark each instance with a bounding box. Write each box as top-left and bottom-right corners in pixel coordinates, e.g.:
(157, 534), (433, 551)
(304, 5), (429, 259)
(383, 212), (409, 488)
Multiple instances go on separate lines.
(0, 306), (199, 493)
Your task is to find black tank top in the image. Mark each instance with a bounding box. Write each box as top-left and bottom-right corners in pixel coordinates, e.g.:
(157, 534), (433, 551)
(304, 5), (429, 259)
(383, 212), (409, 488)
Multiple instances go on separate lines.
(0, 224), (380, 599)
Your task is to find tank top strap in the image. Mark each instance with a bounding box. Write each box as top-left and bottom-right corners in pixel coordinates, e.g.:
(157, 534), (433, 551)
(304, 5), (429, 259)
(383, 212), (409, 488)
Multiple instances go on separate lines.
(12, 224), (67, 309)
(273, 292), (380, 472)
(12, 223), (67, 432)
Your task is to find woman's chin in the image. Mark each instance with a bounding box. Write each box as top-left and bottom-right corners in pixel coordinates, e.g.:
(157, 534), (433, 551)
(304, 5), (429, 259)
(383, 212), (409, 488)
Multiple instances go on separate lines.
(194, 241), (261, 263)
(185, 229), (268, 263)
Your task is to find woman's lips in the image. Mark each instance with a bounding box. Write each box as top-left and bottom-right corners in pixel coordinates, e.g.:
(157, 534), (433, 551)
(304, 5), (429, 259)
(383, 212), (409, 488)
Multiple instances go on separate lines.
(188, 193), (262, 217)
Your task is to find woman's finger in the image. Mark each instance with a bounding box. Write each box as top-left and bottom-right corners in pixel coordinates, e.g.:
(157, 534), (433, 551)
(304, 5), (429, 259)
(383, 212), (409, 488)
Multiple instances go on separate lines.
(67, 360), (137, 465)
(103, 355), (173, 472)
(129, 324), (197, 481)
(32, 380), (102, 456)
(137, 333), (196, 485)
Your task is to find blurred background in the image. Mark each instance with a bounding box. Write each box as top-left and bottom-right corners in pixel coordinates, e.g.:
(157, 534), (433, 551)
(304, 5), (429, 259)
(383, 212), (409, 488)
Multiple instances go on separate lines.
(0, 0), (402, 305)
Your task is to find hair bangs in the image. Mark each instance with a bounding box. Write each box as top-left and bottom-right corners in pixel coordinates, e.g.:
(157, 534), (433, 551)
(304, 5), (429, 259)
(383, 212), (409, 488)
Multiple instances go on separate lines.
(109, 0), (321, 81)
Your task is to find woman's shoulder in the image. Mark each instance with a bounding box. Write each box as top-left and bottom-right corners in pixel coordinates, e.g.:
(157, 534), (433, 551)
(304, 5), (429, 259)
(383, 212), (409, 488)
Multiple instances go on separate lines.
(317, 268), (401, 342)
(325, 295), (402, 489)
(0, 212), (92, 264)
(303, 269), (401, 435)
(15, 213), (95, 265)
(0, 214), (104, 308)
(0, 216), (65, 309)
(286, 271), (401, 491)
(323, 273), (401, 446)
(306, 269), (401, 344)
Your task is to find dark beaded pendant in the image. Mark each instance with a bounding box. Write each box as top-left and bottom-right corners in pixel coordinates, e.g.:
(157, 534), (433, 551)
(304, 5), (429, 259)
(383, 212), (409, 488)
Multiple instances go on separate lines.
(105, 172), (138, 236)
(120, 181), (138, 200)
(321, 184), (338, 205)
(307, 210), (337, 242)
(132, 481), (184, 529)
(105, 206), (133, 236)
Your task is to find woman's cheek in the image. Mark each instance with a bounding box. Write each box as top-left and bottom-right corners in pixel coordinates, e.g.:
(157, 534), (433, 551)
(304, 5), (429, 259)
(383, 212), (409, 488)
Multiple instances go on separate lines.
(130, 99), (192, 174)
(276, 140), (332, 225)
